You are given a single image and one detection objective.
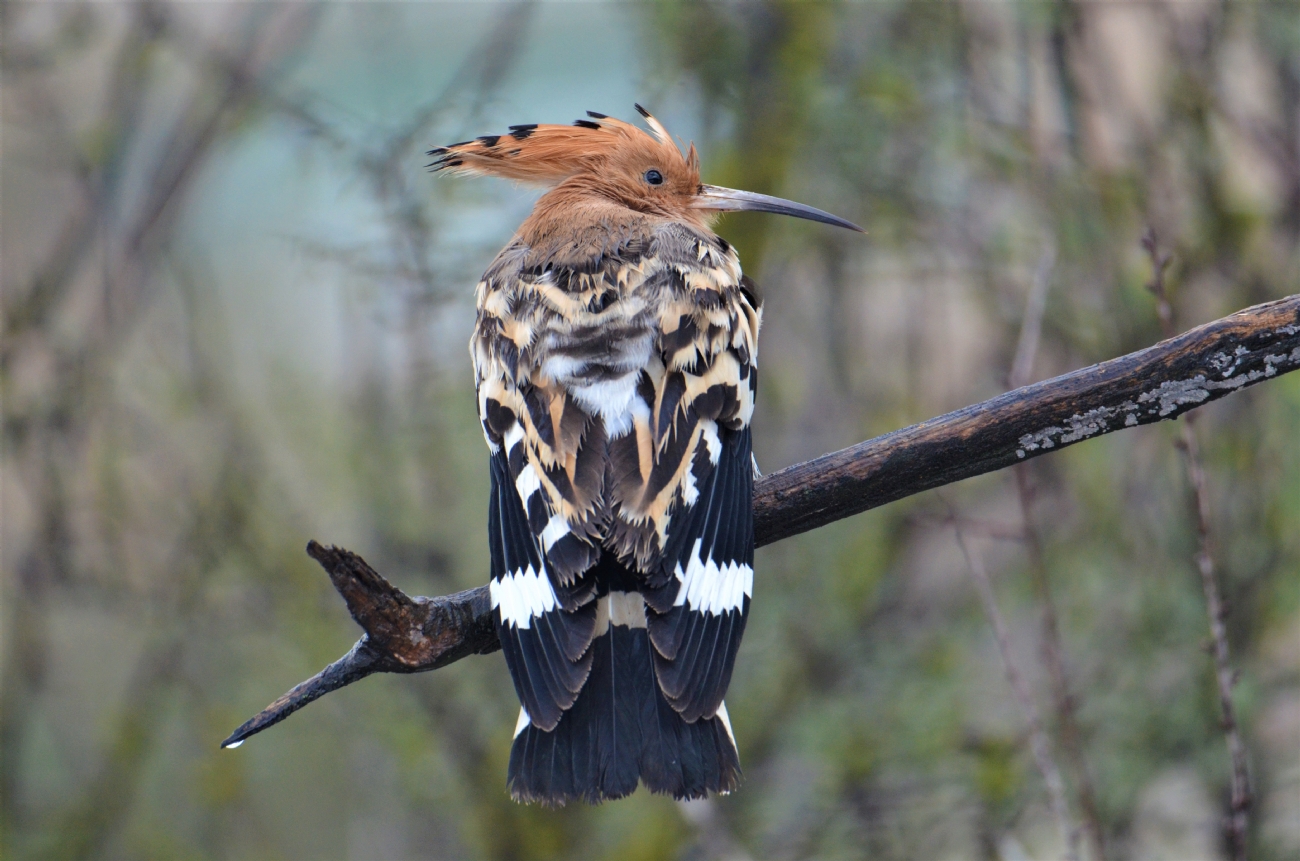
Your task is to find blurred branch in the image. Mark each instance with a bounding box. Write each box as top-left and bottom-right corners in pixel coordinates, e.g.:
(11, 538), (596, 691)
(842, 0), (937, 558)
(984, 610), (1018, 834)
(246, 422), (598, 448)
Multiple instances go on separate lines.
(1144, 230), (1252, 861)
(223, 292), (1300, 749)
(1007, 245), (1056, 390)
(196, 0), (536, 307)
(1, 3), (317, 843)
(1009, 244), (1108, 860)
(52, 448), (259, 860)
(945, 501), (1078, 861)
(1, 1), (165, 350)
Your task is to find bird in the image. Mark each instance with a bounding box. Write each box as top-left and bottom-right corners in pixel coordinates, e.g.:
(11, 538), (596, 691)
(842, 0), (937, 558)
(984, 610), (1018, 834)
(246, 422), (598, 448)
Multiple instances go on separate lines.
(428, 105), (862, 805)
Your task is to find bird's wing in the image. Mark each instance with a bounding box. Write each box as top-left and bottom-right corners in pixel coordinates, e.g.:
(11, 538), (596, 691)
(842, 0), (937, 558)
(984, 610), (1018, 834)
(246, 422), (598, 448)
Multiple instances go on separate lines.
(643, 424), (754, 722)
(485, 441), (597, 731)
(474, 236), (612, 732)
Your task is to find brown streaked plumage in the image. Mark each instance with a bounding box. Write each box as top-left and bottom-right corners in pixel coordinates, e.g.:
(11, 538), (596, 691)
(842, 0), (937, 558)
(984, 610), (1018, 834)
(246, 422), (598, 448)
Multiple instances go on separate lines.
(431, 106), (861, 806)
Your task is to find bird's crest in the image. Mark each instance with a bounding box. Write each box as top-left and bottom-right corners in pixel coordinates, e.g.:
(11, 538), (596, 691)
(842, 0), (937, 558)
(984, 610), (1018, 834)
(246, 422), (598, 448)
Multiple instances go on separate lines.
(427, 105), (698, 185)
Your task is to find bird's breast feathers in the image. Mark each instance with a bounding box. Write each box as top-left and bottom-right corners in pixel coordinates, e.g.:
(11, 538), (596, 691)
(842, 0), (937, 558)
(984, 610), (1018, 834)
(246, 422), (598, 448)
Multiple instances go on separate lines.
(472, 221), (761, 580)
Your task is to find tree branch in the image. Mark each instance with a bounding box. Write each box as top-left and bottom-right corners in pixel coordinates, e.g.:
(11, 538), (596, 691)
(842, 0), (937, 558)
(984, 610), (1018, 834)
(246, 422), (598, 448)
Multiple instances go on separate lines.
(222, 293), (1300, 749)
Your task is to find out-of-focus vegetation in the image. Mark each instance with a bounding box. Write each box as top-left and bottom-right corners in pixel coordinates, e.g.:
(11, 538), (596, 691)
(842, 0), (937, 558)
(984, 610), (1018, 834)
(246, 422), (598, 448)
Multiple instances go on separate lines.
(3, 2), (1298, 859)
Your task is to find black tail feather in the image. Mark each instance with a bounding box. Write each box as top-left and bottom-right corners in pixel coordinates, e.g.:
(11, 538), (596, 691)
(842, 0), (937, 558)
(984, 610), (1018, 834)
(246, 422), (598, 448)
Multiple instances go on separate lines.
(508, 625), (740, 805)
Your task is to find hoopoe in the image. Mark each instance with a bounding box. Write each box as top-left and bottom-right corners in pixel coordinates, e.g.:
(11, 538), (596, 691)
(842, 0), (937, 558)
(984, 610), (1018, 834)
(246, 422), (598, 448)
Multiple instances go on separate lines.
(429, 106), (861, 805)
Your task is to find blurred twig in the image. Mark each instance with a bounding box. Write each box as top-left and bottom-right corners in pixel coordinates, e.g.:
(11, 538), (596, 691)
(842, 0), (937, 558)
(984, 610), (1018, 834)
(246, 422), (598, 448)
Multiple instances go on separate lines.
(1, 3), (316, 847)
(910, 513), (1027, 542)
(0, 1), (165, 346)
(945, 497), (1078, 861)
(1142, 230), (1175, 335)
(1143, 229), (1252, 861)
(1008, 245), (1107, 860)
(222, 291), (1300, 748)
(184, 0), (536, 310)
(1008, 245), (1056, 391)
(2, 3), (172, 832)
(49, 445), (262, 860)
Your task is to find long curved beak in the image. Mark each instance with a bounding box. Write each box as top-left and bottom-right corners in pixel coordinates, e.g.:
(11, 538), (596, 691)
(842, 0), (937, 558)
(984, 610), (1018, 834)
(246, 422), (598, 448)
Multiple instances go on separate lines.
(692, 185), (865, 233)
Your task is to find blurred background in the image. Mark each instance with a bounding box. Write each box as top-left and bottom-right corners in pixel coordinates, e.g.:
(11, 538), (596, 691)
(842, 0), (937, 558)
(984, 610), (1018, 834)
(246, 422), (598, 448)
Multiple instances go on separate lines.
(3, 1), (1299, 859)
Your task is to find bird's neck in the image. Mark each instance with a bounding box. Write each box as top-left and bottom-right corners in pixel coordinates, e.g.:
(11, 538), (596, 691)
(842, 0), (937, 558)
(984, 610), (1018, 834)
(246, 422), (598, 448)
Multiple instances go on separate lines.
(518, 180), (711, 250)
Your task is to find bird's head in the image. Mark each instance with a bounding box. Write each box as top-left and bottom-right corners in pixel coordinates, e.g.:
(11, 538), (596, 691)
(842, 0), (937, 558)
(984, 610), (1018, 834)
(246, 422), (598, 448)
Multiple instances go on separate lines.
(428, 105), (862, 234)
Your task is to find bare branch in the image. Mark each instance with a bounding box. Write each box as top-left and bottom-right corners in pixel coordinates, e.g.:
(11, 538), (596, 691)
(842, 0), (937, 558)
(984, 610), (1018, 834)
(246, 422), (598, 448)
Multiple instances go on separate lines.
(222, 292), (1300, 749)
(755, 292), (1299, 546)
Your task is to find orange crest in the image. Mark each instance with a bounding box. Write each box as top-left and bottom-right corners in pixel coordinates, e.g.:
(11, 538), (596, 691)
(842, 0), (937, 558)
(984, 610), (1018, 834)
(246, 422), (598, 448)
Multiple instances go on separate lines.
(428, 105), (699, 187)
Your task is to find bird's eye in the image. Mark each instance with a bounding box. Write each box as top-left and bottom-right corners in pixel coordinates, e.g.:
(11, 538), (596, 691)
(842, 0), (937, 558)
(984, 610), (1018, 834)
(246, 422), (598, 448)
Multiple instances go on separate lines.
(644, 169), (664, 186)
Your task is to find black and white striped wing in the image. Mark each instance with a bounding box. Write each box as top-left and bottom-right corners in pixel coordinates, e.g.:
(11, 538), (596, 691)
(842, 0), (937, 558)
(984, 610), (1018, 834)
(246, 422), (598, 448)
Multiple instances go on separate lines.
(643, 423), (755, 724)
(487, 445), (597, 731)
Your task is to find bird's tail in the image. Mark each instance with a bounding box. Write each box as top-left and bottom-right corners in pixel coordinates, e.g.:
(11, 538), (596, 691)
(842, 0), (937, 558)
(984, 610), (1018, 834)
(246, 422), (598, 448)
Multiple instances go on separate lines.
(506, 614), (741, 805)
